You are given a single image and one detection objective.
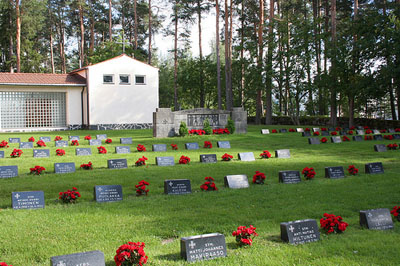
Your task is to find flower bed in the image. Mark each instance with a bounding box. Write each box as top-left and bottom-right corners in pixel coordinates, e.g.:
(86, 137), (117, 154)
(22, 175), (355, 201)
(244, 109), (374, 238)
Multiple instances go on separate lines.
(188, 129), (205, 135)
(213, 128), (230, 134)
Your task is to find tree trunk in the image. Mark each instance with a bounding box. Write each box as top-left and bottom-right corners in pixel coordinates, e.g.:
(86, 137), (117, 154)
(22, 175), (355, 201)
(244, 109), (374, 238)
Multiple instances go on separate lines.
(174, 2), (178, 111)
(224, 0), (233, 110)
(255, 0), (264, 125)
(349, 0), (358, 127)
(330, 0), (337, 126)
(313, 0), (323, 115)
(304, 1), (313, 115)
(198, 0), (205, 107)
(109, 0), (112, 41)
(15, 0), (21, 73)
(134, 0), (138, 49)
(324, 0), (329, 75)
(265, 0), (273, 124)
(50, 31), (55, 73)
(216, 0), (222, 110)
(240, 0), (245, 107)
(148, 0), (152, 65)
(78, 0), (85, 67)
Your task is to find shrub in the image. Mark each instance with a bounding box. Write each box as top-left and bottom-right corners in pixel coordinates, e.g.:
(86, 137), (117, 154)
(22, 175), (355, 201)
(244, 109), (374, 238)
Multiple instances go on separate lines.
(227, 119), (235, 134)
(203, 119), (212, 135)
(179, 121), (188, 137)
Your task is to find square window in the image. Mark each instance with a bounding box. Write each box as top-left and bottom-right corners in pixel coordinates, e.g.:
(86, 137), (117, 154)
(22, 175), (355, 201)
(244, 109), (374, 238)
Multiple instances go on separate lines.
(103, 74), (114, 84)
(119, 74), (130, 84)
(135, 75), (146, 85)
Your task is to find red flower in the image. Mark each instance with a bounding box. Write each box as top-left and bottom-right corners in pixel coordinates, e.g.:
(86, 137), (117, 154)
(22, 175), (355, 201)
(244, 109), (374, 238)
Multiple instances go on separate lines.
(347, 165), (358, 175)
(0, 140), (9, 148)
(114, 242), (148, 266)
(171, 143), (178, 150)
(384, 135), (393, 140)
(0, 263), (13, 266)
(203, 141), (212, 148)
(80, 161), (93, 170)
(305, 128), (310, 132)
(213, 128), (230, 134)
(135, 156), (148, 166)
(30, 165), (46, 175)
(200, 176), (218, 191)
(271, 129), (278, 133)
(10, 148), (23, 158)
(253, 171), (266, 184)
(71, 140), (79, 146)
(97, 146), (107, 154)
(232, 225), (258, 246)
(364, 135), (373, 140)
(54, 136), (63, 141)
(380, 129), (387, 133)
(135, 180), (150, 196)
(320, 213), (348, 234)
(56, 149), (65, 156)
(335, 127), (341, 131)
(387, 143), (398, 150)
(395, 128), (400, 132)
(321, 137), (328, 143)
(179, 155), (191, 164)
(28, 136), (35, 142)
(188, 129), (206, 135)
(313, 131), (320, 136)
(350, 126), (356, 130)
(365, 129), (372, 134)
(59, 187), (81, 204)
(347, 130), (354, 135)
(330, 131), (337, 136)
(84, 135), (92, 140)
(221, 153), (233, 161)
(289, 128), (295, 132)
(390, 206), (400, 218)
(342, 136), (350, 141)
(321, 128), (327, 131)
(105, 138), (112, 144)
(302, 167), (316, 180)
(36, 140), (46, 147)
(260, 150), (271, 159)
(137, 144), (146, 152)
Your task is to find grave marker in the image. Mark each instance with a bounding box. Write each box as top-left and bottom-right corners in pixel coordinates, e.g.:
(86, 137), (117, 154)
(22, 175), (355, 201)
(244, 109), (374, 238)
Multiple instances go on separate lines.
(331, 136), (342, 143)
(120, 137), (133, 144)
(280, 129), (288, 133)
(339, 131), (347, 136)
(19, 142), (33, 149)
(164, 179), (192, 195)
(96, 134), (107, 140)
(12, 191), (44, 210)
(54, 163), (75, 174)
(302, 131), (311, 137)
(374, 144), (387, 152)
(353, 135), (363, 141)
(373, 129), (380, 134)
(152, 144), (167, 152)
(224, 175), (249, 189)
(55, 140), (68, 147)
(308, 138), (320, 145)
(69, 136), (80, 141)
(280, 219), (320, 245)
(261, 129), (270, 134)
(279, 171), (301, 184)
(365, 162), (384, 174)
(275, 149), (290, 158)
(89, 139), (102, 146)
(393, 134), (400, 139)
(217, 141), (231, 148)
(94, 185), (123, 202)
(0, 165), (18, 178)
(185, 142), (199, 150)
(76, 148), (92, 156)
(296, 128), (304, 133)
(107, 159), (128, 169)
(50, 250), (105, 266)
(356, 130), (365, 135)
(0, 151), (4, 158)
(115, 146), (131, 154)
(321, 131), (329, 136)
(237, 152), (255, 161)
(181, 233), (227, 262)
(388, 128), (395, 133)
(33, 149), (50, 158)
(39, 136), (51, 142)
(312, 128), (320, 132)
(156, 156), (175, 166)
(373, 135), (383, 140)
(200, 154), (218, 163)
(328, 127), (335, 132)
(9, 138), (20, 143)
(360, 208), (393, 230)
(325, 166), (345, 178)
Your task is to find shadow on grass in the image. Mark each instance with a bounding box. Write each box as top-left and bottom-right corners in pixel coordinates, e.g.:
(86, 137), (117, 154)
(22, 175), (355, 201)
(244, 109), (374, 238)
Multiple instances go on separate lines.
(155, 252), (181, 261)
(106, 260), (115, 266)
(227, 242), (239, 250)
(266, 235), (283, 243)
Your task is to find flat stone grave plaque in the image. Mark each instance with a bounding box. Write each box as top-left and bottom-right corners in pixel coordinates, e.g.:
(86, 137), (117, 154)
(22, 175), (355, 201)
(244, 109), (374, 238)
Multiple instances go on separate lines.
(374, 144), (387, 152)
(33, 149), (50, 158)
(224, 175), (249, 189)
(185, 142), (199, 150)
(76, 148), (92, 156)
(39, 136), (51, 142)
(353, 135), (363, 141)
(308, 137), (320, 145)
(96, 134), (107, 140)
(373, 129), (380, 134)
(328, 127), (335, 131)
(50, 250), (105, 266)
(94, 185), (123, 202)
(331, 136), (342, 143)
(181, 233), (227, 262)
(0, 166), (18, 178)
(89, 139), (102, 146)
(325, 166), (345, 179)
(297, 128), (304, 133)
(393, 134), (400, 139)
(19, 142), (33, 149)
(357, 126), (364, 130)
(261, 129), (270, 134)
(340, 131), (347, 135)
(373, 135), (383, 140)
(55, 140), (68, 147)
(365, 162), (384, 174)
(279, 171), (301, 184)
(164, 179), (192, 195)
(156, 156), (175, 166)
(237, 152), (255, 161)
(217, 141), (231, 148)
(120, 137), (132, 144)
(152, 144), (167, 152)
(280, 129), (287, 133)
(344, 127), (350, 131)
(360, 208), (393, 230)
(321, 131), (329, 136)
(302, 131), (311, 137)
(54, 163), (75, 174)
(275, 149), (290, 158)
(69, 136), (80, 141)
(281, 219), (320, 245)
(356, 130), (365, 135)
(115, 146), (131, 154)
(312, 128), (320, 132)
(107, 159), (128, 169)
(200, 154), (218, 163)
(388, 128), (395, 133)
(0, 151), (4, 158)
(12, 191), (44, 210)
(9, 137), (20, 143)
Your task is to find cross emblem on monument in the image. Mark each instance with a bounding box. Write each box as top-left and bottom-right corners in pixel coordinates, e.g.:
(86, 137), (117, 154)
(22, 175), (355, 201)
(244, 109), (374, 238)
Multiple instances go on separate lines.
(169, 182), (173, 187)
(289, 225), (295, 233)
(368, 212), (373, 218)
(97, 187), (103, 192)
(189, 241), (196, 249)
(56, 261), (66, 266)
(14, 193), (20, 199)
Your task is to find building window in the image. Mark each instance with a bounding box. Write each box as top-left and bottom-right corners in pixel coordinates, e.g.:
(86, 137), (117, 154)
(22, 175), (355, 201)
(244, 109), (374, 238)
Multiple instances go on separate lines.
(103, 74), (114, 84)
(119, 74), (130, 85)
(135, 75), (146, 85)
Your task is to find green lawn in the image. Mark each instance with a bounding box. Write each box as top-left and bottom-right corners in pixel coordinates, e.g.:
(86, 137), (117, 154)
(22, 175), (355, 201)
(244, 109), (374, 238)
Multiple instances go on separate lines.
(0, 126), (399, 265)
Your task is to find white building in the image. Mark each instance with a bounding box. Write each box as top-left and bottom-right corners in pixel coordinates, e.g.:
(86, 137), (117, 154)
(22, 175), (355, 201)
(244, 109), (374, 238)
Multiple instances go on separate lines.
(0, 54), (159, 132)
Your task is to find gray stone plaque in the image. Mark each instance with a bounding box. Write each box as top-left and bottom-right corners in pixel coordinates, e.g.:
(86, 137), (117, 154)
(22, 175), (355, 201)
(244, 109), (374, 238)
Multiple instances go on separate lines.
(54, 163), (75, 174)
(120, 137), (133, 144)
(373, 129), (380, 134)
(281, 219), (320, 244)
(33, 149), (50, 158)
(69, 136), (80, 141)
(156, 156), (175, 166)
(374, 144), (387, 152)
(275, 149), (290, 158)
(280, 129), (288, 133)
(296, 128), (304, 133)
(393, 134), (400, 139)
(164, 179), (192, 195)
(353, 135), (363, 141)
(55, 140), (68, 147)
(328, 127), (335, 131)
(224, 175), (249, 189)
(312, 128), (320, 132)
(356, 130), (365, 135)
(107, 159), (128, 169)
(238, 152), (255, 161)
(39, 136), (51, 142)
(9, 137), (20, 143)
(261, 129), (270, 134)
(115, 146), (131, 154)
(360, 208), (393, 230)
(152, 144), (167, 152)
(185, 142), (199, 150)
(12, 191), (44, 210)
(94, 185), (123, 202)
(217, 141), (231, 148)
(0, 151), (4, 158)
(302, 131), (311, 137)
(331, 136), (342, 143)
(325, 166), (345, 178)
(181, 233), (227, 262)
(321, 131), (329, 136)
(308, 137), (320, 145)
(365, 162), (384, 174)
(0, 165), (18, 178)
(76, 148), (92, 156)
(89, 139), (102, 146)
(279, 171), (301, 184)
(388, 128), (395, 133)
(19, 142), (33, 149)
(373, 134), (383, 140)
(51, 250), (105, 266)
(200, 154), (217, 163)
(96, 134), (107, 140)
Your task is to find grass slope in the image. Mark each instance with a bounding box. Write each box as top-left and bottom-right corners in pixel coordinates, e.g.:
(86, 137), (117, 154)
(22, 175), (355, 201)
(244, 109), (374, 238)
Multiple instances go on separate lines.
(0, 126), (399, 265)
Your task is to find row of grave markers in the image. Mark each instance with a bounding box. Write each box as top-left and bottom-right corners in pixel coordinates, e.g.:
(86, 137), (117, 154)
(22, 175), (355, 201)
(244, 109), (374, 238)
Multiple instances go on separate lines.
(307, 135), (400, 144)
(261, 127), (398, 134)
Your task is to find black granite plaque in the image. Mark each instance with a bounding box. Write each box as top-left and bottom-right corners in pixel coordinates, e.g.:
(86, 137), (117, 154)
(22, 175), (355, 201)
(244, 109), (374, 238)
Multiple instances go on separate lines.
(308, 137), (320, 145)
(51, 250), (105, 266)
(365, 162), (384, 174)
(217, 141), (231, 148)
(393, 134), (400, 139)
(356, 130), (365, 135)
(185, 142), (199, 150)
(373, 134), (383, 140)
(280, 219), (320, 244)
(360, 208), (393, 230)
(107, 159), (128, 169)
(181, 233), (227, 262)
(120, 137), (133, 144)
(224, 175), (249, 189)
(328, 127), (335, 131)
(261, 129), (270, 134)
(152, 144), (167, 152)
(94, 185), (123, 202)
(200, 154), (218, 163)
(156, 156), (175, 166)
(296, 128), (304, 133)
(357, 126), (364, 130)
(89, 139), (102, 146)
(54, 163), (76, 174)
(279, 171), (301, 184)
(275, 149), (290, 158)
(331, 136), (342, 143)
(69, 136), (80, 141)
(115, 146), (131, 154)
(280, 129), (288, 133)
(325, 166), (345, 178)
(19, 142), (33, 149)
(373, 129), (380, 134)
(237, 152), (255, 161)
(312, 128), (320, 132)
(55, 140), (68, 147)
(353, 135), (363, 141)
(0, 151), (4, 158)
(96, 134), (107, 140)
(9, 137), (20, 143)
(164, 179), (192, 195)
(12, 191), (44, 210)
(302, 131), (311, 137)
(374, 144), (387, 152)
(388, 128), (395, 133)
(33, 149), (50, 158)
(76, 148), (92, 156)
(321, 131), (329, 136)
(340, 131), (347, 135)
(0, 165), (18, 178)
(39, 136), (51, 142)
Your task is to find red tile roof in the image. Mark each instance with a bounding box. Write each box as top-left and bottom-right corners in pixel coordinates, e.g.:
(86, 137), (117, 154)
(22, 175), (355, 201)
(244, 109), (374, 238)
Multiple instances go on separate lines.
(0, 73), (86, 86)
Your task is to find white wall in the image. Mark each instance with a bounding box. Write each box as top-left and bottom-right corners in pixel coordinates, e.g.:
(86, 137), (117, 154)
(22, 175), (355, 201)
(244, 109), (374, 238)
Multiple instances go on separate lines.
(87, 55), (159, 125)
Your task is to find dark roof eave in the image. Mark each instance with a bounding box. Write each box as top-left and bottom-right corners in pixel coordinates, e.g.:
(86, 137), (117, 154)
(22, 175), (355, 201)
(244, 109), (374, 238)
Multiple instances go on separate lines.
(0, 83), (87, 87)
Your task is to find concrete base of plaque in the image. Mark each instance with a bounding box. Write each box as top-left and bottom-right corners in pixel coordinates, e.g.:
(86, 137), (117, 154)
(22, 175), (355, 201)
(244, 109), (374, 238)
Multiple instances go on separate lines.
(181, 233), (227, 262)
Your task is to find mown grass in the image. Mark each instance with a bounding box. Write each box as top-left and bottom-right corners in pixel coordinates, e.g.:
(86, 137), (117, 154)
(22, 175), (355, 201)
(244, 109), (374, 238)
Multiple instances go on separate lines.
(0, 125), (399, 265)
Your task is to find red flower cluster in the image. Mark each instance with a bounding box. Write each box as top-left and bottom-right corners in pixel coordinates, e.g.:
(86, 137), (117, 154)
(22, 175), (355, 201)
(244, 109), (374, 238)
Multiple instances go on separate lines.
(384, 135), (394, 140)
(320, 213), (348, 234)
(364, 135), (373, 140)
(350, 126), (356, 130)
(321, 127), (327, 131)
(260, 150), (271, 159)
(289, 128), (296, 132)
(28, 136), (35, 142)
(10, 149), (23, 158)
(347, 165), (358, 175)
(84, 135), (91, 140)
(331, 131), (337, 136)
(188, 129), (205, 135)
(30, 165), (45, 175)
(200, 176), (218, 191)
(37, 140), (46, 147)
(137, 144), (146, 152)
(213, 128), (230, 134)
(321, 137), (328, 143)
(232, 225), (258, 246)
(395, 128), (400, 132)
(252, 171), (266, 184)
(54, 136), (62, 141)
(59, 187), (81, 204)
(105, 138), (112, 144)
(364, 126), (369, 129)
(0, 263), (12, 266)
(365, 129), (372, 134)
(114, 242), (148, 266)
(56, 149), (65, 156)
(271, 129), (278, 133)
(336, 127), (341, 131)
(203, 141), (212, 148)
(390, 206), (400, 221)
(80, 161), (93, 170)
(171, 143), (178, 150)
(136, 180), (150, 196)
(179, 155), (190, 164)
(313, 131), (320, 136)
(0, 140), (9, 148)
(135, 156), (148, 166)
(342, 136), (350, 141)
(387, 143), (398, 150)
(221, 153), (233, 161)
(380, 129), (387, 133)
(302, 167), (316, 180)
(348, 130), (354, 135)
(97, 146), (107, 154)
(71, 140), (79, 146)
(305, 128), (311, 132)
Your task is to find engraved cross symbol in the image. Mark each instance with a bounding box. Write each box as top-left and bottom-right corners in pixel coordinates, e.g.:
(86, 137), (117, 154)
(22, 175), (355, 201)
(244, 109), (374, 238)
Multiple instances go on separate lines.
(56, 261), (66, 266)
(289, 225), (295, 233)
(169, 182), (173, 187)
(189, 241), (196, 249)
(110, 161), (113, 164)
(14, 193), (20, 199)
(368, 213), (373, 218)
(97, 187), (103, 192)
